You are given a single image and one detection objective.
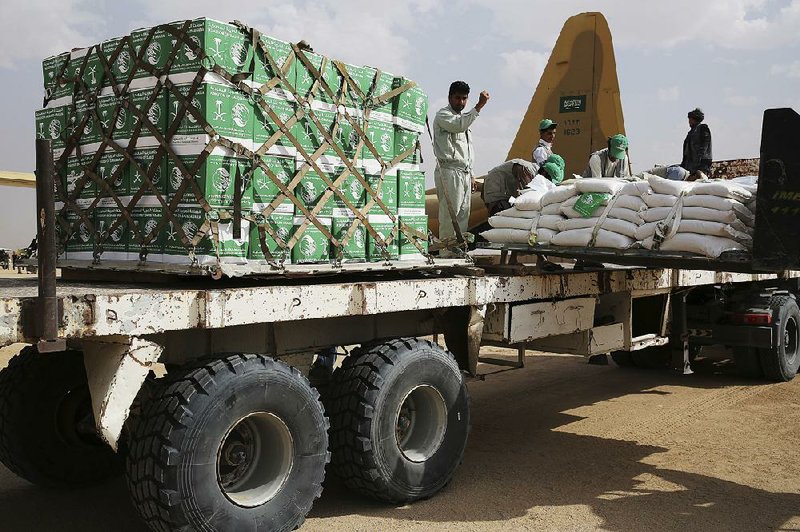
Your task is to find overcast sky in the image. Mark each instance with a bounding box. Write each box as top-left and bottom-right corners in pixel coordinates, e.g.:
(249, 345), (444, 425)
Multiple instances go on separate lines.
(1, 0), (798, 248)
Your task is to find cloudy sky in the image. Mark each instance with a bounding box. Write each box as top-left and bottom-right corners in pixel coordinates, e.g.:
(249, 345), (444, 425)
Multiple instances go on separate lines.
(1, 0), (798, 248)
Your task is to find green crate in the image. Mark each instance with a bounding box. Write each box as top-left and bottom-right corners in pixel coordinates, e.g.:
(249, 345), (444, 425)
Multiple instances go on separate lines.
(331, 214), (366, 261)
(367, 214), (398, 261)
(398, 215), (428, 259)
(42, 52), (71, 101)
(365, 172), (397, 215)
(35, 106), (67, 151)
(252, 155), (295, 212)
(291, 216), (331, 264)
(397, 169), (426, 210)
(167, 152), (252, 210)
(171, 82), (253, 144)
(130, 147), (167, 198)
(248, 212), (293, 262)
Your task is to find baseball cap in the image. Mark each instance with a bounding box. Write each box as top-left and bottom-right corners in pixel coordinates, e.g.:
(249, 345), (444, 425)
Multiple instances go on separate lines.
(539, 118), (557, 131)
(608, 134), (628, 160)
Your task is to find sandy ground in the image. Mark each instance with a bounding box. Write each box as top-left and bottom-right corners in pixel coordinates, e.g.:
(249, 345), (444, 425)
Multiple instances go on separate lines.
(0, 340), (799, 531)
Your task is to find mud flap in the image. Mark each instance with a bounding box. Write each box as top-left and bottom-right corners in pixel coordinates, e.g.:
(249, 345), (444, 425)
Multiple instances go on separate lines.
(440, 305), (485, 376)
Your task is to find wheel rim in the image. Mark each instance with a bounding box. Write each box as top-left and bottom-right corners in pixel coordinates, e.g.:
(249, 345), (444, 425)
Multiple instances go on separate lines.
(395, 385), (448, 463)
(217, 412), (294, 508)
(785, 316), (798, 365)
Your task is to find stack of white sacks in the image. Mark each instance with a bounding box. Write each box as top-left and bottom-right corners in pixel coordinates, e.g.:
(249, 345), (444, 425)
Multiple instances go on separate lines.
(480, 174), (757, 258)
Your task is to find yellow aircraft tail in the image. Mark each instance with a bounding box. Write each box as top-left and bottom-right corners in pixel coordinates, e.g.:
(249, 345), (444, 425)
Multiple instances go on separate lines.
(428, 11), (625, 236)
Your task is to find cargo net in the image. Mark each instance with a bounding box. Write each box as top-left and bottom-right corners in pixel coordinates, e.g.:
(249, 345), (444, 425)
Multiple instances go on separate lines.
(40, 19), (436, 272)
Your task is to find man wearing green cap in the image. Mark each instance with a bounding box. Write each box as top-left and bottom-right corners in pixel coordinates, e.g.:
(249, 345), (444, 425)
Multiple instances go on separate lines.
(582, 134), (631, 178)
(532, 119), (557, 166)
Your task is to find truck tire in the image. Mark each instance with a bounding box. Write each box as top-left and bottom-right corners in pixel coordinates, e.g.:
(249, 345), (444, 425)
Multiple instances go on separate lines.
(326, 338), (470, 503)
(733, 347), (763, 379)
(758, 296), (800, 382)
(0, 347), (122, 487)
(125, 354), (329, 532)
(631, 346), (671, 369)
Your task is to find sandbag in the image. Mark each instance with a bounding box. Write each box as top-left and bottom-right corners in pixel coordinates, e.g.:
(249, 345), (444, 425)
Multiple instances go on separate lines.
(683, 194), (753, 217)
(537, 214), (565, 231)
(540, 184), (577, 207)
(645, 173), (694, 196)
(575, 178), (627, 195)
(489, 215), (537, 231)
(635, 219), (752, 244)
(525, 174), (557, 193)
(691, 181), (752, 202)
(641, 206), (746, 225)
(480, 228), (530, 244)
(642, 233), (747, 258)
(532, 227), (556, 245)
(557, 217), (639, 239)
(644, 193), (679, 208)
(550, 228), (634, 249)
(541, 203), (563, 215)
(511, 189), (546, 211)
(494, 207), (540, 219)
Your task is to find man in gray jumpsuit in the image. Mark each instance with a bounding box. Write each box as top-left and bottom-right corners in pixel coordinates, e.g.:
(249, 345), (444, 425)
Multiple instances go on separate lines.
(433, 80), (490, 256)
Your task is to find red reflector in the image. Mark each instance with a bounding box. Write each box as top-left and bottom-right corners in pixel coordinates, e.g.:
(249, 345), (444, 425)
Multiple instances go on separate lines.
(734, 313), (772, 325)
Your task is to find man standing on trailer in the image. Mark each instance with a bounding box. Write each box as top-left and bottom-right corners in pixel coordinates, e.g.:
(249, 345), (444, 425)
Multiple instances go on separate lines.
(433, 80), (490, 256)
(681, 107), (713, 180)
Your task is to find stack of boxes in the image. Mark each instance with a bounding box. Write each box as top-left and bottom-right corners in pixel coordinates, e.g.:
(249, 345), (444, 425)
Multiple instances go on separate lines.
(36, 17), (429, 267)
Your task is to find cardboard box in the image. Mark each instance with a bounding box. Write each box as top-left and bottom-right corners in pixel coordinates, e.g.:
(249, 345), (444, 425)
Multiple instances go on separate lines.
(96, 150), (127, 197)
(333, 169), (365, 211)
(170, 19), (250, 82)
(95, 200), (128, 260)
(64, 207), (94, 259)
(64, 155), (96, 200)
(367, 214), (398, 261)
(163, 204), (249, 265)
(35, 106), (67, 151)
(70, 46), (105, 96)
(252, 34), (296, 99)
(130, 25), (174, 83)
(167, 151), (252, 210)
(294, 50), (341, 104)
(253, 94), (297, 156)
(130, 201), (165, 260)
(101, 37), (134, 88)
(341, 63), (375, 108)
(130, 147), (168, 198)
(42, 52), (71, 102)
(248, 211), (293, 262)
(364, 118), (394, 162)
(370, 70), (395, 122)
(295, 164), (336, 216)
(397, 169), (426, 211)
(398, 215), (428, 260)
(394, 127), (420, 164)
(393, 78), (428, 132)
(252, 155), (295, 213)
(331, 213), (367, 262)
(291, 216), (331, 264)
(365, 171), (398, 215)
(125, 88), (168, 145)
(171, 82), (253, 147)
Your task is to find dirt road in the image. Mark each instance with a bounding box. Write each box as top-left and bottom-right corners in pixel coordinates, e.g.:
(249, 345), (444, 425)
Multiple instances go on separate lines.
(0, 344), (798, 531)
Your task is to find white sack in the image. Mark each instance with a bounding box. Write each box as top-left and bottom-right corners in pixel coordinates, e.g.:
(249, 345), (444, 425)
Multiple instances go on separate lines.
(642, 233), (747, 258)
(562, 194), (645, 212)
(540, 184), (577, 207)
(480, 228), (530, 244)
(494, 207), (540, 219)
(489, 215), (536, 230)
(525, 174), (557, 193)
(532, 228), (557, 245)
(641, 206), (745, 225)
(691, 181), (752, 202)
(575, 178), (627, 195)
(550, 228), (635, 249)
(635, 219), (752, 244)
(645, 173), (694, 196)
(562, 204), (642, 224)
(557, 217), (639, 239)
(541, 203), (563, 215)
(644, 193), (679, 208)
(511, 189), (546, 211)
(537, 214), (565, 230)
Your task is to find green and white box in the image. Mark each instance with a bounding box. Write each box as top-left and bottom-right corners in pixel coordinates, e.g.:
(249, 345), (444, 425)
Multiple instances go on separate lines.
(168, 149), (252, 210)
(73, 98), (100, 147)
(331, 212), (366, 262)
(123, 88), (168, 146)
(42, 52), (71, 103)
(364, 118), (394, 162)
(252, 155), (295, 213)
(295, 106), (334, 157)
(95, 198), (128, 260)
(97, 150), (127, 197)
(170, 82), (253, 148)
(370, 70), (395, 123)
(291, 215), (331, 264)
(70, 46), (105, 97)
(130, 147), (167, 198)
(64, 206), (94, 260)
(248, 211), (293, 263)
(130, 199), (165, 261)
(333, 171), (365, 211)
(130, 25), (176, 87)
(367, 214), (398, 261)
(399, 215), (428, 260)
(64, 155), (96, 200)
(393, 78), (428, 133)
(341, 63), (375, 109)
(294, 51), (341, 104)
(163, 204), (249, 265)
(253, 94), (297, 156)
(397, 169), (426, 214)
(394, 127), (420, 164)
(101, 37), (134, 89)
(365, 166), (398, 215)
(169, 19), (250, 84)
(252, 34), (296, 100)
(295, 164), (336, 216)
(95, 94), (128, 145)
(35, 106), (67, 152)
